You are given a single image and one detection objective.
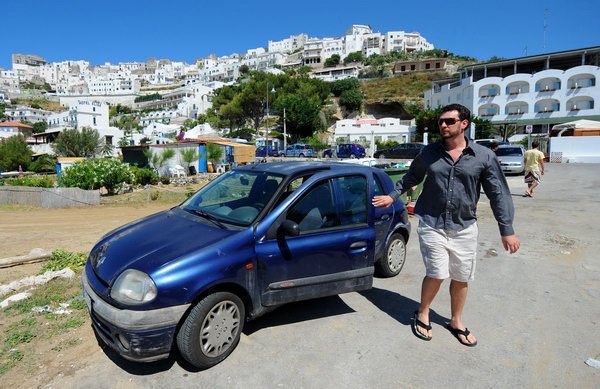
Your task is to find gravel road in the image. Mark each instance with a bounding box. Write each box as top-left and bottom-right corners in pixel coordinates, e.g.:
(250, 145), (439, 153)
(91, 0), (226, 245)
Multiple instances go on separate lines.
(10, 163), (600, 388)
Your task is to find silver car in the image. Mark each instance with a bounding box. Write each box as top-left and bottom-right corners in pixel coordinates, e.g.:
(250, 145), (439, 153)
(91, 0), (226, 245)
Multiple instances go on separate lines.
(496, 145), (525, 174)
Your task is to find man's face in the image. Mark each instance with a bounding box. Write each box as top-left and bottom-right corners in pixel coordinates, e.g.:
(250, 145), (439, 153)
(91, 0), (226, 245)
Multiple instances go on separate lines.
(438, 110), (467, 139)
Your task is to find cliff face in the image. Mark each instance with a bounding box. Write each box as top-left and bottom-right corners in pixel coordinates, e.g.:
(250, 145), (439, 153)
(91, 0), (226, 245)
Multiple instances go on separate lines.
(364, 101), (412, 120)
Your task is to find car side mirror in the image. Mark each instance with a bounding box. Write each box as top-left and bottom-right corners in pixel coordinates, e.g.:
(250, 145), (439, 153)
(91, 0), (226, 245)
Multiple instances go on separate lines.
(280, 219), (300, 236)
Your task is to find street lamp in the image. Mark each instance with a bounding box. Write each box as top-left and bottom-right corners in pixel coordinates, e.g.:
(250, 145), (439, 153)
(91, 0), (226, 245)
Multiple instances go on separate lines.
(265, 84), (275, 151)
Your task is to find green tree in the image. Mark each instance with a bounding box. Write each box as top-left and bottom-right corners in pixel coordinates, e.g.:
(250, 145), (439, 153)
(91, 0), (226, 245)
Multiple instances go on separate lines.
(471, 116), (495, 139)
(32, 121), (48, 134)
(324, 54), (341, 68)
(339, 89), (363, 112)
(343, 51), (365, 64)
(52, 127), (104, 157)
(331, 78), (360, 97)
(0, 135), (33, 171)
(179, 148), (199, 174)
(206, 143), (223, 165)
(144, 149), (175, 176)
(116, 115), (141, 143)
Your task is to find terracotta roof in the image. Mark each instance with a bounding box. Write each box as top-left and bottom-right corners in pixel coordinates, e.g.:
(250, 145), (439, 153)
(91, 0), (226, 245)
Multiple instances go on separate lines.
(0, 121), (34, 129)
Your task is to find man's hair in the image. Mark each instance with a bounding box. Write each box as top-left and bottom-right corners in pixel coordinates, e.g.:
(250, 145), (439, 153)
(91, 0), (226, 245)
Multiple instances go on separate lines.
(532, 140), (540, 148)
(441, 104), (471, 122)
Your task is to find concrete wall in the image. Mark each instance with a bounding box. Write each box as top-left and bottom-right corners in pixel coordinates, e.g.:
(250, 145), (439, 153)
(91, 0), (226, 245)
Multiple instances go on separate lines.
(549, 136), (600, 163)
(0, 186), (100, 208)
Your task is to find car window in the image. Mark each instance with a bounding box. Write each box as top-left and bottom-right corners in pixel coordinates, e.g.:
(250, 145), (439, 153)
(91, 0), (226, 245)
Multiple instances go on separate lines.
(372, 174), (385, 197)
(181, 171), (283, 226)
(287, 180), (338, 233)
(496, 147), (523, 156)
(339, 176), (367, 226)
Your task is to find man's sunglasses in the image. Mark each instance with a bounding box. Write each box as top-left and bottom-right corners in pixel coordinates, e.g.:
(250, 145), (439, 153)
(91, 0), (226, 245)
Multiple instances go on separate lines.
(438, 118), (462, 126)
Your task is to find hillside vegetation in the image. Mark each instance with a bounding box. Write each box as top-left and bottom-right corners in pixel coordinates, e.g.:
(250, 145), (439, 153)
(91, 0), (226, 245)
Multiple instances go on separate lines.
(361, 72), (447, 105)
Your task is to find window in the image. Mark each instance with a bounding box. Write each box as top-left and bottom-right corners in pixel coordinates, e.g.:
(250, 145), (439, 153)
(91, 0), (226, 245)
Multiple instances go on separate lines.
(339, 176), (367, 226)
(287, 180), (338, 232)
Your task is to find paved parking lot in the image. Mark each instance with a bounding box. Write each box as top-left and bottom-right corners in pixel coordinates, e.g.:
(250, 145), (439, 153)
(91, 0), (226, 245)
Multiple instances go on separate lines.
(49, 163), (600, 388)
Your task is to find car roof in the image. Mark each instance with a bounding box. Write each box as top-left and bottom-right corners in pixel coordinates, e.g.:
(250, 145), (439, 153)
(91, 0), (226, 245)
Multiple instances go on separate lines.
(236, 161), (378, 176)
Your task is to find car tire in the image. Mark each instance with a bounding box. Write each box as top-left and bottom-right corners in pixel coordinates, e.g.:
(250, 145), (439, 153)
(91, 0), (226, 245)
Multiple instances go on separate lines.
(376, 233), (406, 278)
(378, 154), (386, 160)
(176, 292), (245, 369)
(279, 153), (286, 157)
(350, 154), (356, 159)
(299, 153), (305, 158)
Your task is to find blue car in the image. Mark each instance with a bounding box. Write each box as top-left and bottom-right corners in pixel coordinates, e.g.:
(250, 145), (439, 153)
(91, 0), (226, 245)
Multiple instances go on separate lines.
(82, 162), (410, 369)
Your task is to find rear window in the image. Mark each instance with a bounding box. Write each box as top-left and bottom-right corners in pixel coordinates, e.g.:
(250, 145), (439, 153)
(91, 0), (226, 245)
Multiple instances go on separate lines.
(496, 147), (523, 156)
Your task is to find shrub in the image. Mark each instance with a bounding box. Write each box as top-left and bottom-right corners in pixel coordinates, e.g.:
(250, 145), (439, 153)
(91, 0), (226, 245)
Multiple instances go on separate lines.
(41, 249), (88, 273)
(130, 166), (158, 186)
(1, 176), (55, 188)
(29, 155), (57, 173)
(59, 158), (134, 195)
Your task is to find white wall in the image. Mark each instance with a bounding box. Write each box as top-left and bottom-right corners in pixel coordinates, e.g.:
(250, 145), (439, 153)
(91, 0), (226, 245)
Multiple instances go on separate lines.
(549, 136), (600, 163)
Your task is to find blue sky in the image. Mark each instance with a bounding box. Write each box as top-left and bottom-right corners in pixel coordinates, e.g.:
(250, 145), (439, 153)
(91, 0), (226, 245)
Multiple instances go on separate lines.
(1, 0), (599, 69)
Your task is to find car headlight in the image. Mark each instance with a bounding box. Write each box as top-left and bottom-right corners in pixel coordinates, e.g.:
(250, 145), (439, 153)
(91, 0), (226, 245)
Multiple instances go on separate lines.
(110, 269), (157, 305)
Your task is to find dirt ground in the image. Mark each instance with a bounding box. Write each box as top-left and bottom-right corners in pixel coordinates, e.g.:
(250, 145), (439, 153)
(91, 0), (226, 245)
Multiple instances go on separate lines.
(1, 166), (599, 388)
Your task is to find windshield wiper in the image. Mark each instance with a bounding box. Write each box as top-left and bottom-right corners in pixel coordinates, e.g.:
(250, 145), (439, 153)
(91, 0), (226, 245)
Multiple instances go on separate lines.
(187, 208), (227, 229)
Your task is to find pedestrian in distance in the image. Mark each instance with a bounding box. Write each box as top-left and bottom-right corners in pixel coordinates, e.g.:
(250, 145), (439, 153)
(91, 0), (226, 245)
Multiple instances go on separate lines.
(372, 103), (520, 347)
(523, 140), (545, 198)
(490, 142), (499, 153)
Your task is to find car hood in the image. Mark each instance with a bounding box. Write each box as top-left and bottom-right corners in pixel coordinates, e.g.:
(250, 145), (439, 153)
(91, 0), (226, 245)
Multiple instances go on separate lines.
(89, 208), (234, 284)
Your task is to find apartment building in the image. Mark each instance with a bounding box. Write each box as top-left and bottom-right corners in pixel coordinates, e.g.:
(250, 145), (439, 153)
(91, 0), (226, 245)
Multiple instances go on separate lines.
(268, 34), (307, 54)
(5, 105), (54, 123)
(424, 46), (600, 134)
(334, 116), (414, 145)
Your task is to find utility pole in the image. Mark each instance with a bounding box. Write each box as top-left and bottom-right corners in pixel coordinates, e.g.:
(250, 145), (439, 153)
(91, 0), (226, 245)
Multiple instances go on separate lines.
(543, 8), (549, 51)
(283, 108), (287, 150)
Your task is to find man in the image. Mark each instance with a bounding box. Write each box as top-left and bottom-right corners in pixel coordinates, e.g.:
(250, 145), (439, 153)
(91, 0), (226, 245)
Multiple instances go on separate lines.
(490, 142), (499, 153)
(372, 104), (520, 347)
(523, 140), (545, 197)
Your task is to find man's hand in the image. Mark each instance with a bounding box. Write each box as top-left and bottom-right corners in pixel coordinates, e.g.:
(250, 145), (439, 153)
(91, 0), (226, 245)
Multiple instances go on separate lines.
(502, 235), (520, 254)
(372, 195), (394, 208)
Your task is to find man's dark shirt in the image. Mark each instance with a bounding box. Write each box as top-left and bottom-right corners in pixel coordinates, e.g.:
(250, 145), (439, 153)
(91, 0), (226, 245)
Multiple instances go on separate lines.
(389, 139), (515, 236)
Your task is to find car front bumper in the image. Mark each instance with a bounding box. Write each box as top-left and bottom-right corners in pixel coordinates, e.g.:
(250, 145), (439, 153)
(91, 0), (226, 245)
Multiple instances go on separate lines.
(81, 271), (190, 362)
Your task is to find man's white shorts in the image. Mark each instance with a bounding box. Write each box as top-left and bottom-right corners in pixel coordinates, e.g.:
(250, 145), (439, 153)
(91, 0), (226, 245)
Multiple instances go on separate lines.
(417, 221), (478, 282)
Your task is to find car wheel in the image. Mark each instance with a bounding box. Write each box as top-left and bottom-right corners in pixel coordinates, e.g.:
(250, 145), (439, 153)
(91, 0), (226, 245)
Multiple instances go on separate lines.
(279, 153), (286, 157)
(176, 292), (245, 369)
(350, 154), (356, 159)
(299, 153), (305, 158)
(378, 154), (386, 160)
(376, 233), (406, 277)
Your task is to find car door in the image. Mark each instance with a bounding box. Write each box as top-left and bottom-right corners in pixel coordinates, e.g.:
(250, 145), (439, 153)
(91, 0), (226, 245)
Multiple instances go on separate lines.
(254, 172), (375, 306)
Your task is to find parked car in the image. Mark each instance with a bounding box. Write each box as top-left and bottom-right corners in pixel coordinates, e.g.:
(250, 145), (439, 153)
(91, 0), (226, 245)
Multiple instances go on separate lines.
(82, 162), (410, 369)
(474, 139), (510, 149)
(323, 143), (367, 159)
(279, 143), (314, 157)
(374, 143), (425, 159)
(255, 145), (278, 157)
(496, 145), (525, 174)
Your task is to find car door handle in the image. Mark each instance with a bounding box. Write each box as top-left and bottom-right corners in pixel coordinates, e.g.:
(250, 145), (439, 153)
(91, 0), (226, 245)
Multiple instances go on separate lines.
(349, 241), (367, 250)
(379, 214), (390, 221)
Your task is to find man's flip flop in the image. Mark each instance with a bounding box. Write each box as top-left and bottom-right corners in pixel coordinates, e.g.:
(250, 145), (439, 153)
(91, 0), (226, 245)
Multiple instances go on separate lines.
(411, 311), (432, 341)
(446, 323), (478, 347)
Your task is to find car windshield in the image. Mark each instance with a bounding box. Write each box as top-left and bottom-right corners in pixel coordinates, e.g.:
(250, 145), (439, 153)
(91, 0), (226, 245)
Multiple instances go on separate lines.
(180, 170), (283, 227)
(496, 147), (523, 156)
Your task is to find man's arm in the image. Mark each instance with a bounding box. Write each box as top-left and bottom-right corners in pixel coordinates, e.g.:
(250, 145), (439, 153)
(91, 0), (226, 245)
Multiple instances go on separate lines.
(372, 154), (426, 208)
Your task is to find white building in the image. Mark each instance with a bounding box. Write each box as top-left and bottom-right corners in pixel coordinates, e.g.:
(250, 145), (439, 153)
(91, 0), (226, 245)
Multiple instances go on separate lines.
(268, 34), (308, 54)
(310, 65), (360, 82)
(383, 31), (434, 54)
(32, 100), (123, 155)
(5, 105), (54, 123)
(334, 116), (415, 151)
(424, 46), (600, 135)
